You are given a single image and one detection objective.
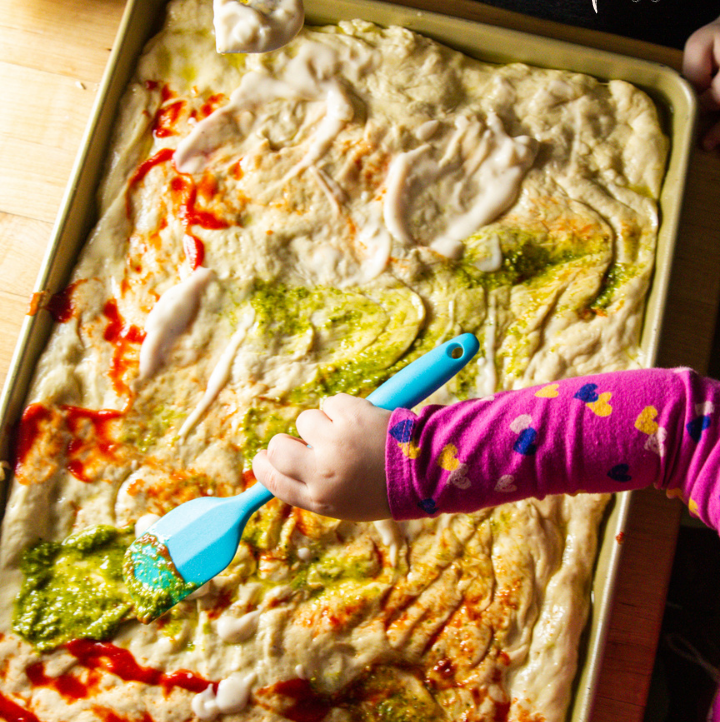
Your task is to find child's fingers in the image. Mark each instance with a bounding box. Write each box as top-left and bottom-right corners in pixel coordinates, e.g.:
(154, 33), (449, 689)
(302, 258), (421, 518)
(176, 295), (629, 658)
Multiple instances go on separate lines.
(295, 407), (333, 445)
(251, 449), (314, 510)
(683, 27), (719, 91)
(702, 119), (720, 151)
(266, 433), (316, 481)
(700, 73), (720, 110)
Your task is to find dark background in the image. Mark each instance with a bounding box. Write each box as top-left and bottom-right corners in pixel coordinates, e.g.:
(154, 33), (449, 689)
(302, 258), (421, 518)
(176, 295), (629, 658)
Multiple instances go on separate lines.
(472, 2), (720, 721)
(475, 0), (718, 49)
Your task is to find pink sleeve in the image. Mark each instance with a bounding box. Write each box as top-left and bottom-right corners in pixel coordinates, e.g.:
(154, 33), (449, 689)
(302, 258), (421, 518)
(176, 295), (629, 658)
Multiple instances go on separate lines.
(386, 368), (720, 528)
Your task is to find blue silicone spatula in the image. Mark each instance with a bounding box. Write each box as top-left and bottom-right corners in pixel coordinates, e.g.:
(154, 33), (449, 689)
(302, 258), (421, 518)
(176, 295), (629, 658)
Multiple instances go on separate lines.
(123, 333), (480, 622)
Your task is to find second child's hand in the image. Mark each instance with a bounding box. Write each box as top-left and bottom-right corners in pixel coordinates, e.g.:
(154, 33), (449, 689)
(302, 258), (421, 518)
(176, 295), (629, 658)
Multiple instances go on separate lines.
(684, 16), (720, 151)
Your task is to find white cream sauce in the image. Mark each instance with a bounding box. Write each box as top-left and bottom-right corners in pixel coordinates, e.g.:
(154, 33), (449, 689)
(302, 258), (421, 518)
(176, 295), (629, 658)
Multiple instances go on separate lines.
(383, 114), (537, 258)
(473, 233), (503, 272)
(216, 609), (261, 643)
(213, 0), (303, 54)
(134, 513), (161, 538)
(285, 80), (354, 179)
(296, 547), (312, 561)
(179, 310), (254, 438)
(191, 672), (256, 720)
(139, 267), (214, 380)
(175, 44), (359, 176)
(373, 519), (403, 568)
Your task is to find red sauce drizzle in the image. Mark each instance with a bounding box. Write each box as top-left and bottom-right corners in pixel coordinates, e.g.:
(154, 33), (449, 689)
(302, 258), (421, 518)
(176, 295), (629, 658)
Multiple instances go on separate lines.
(127, 148), (175, 196)
(102, 299), (146, 395)
(0, 692), (41, 722)
(261, 679), (332, 722)
(65, 640), (216, 695)
(153, 100), (185, 138)
(13, 404), (52, 473)
(45, 281), (82, 323)
(204, 587), (233, 620)
(170, 175), (228, 231)
(193, 93), (226, 122)
(493, 700), (511, 722)
(92, 708), (154, 722)
(26, 661), (90, 700)
(62, 406), (124, 483)
(125, 147), (175, 225)
(183, 234), (205, 270)
(169, 174), (228, 269)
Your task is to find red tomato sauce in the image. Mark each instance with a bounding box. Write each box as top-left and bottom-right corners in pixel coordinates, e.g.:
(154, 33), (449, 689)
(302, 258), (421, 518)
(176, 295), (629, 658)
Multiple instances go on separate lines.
(0, 691), (41, 722)
(62, 406), (124, 483)
(45, 280), (84, 323)
(259, 678), (333, 722)
(25, 661), (92, 700)
(13, 404), (52, 474)
(65, 640), (216, 695)
(102, 299), (146, 396)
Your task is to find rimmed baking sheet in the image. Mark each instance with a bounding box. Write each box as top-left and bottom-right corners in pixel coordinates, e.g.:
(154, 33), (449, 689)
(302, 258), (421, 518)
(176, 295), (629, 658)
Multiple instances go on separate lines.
(0, 1), (697, 720)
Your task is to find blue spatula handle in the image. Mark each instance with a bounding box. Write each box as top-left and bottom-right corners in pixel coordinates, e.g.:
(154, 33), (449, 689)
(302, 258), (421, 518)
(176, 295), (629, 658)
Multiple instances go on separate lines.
(250, 333), (480, 509)
(366, 333), (480, 411)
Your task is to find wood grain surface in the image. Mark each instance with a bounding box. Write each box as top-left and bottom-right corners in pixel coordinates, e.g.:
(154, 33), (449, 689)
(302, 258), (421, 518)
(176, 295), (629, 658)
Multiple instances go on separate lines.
(2, 1), (720, 720)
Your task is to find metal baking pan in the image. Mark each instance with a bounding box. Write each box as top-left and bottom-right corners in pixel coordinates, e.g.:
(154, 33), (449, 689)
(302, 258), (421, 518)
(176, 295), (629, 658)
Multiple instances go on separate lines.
(0, 1), (697, 720)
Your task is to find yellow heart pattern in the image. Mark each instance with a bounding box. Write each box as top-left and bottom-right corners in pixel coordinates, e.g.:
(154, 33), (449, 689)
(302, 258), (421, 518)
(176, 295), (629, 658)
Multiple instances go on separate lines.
(635, 406), (659, 435)
(587, 392), (613, 417)
(535, 384), (559, 398)
(437, 444), (461, 472)
(398, 440), (421, 459)
(689, 498), (699, 517)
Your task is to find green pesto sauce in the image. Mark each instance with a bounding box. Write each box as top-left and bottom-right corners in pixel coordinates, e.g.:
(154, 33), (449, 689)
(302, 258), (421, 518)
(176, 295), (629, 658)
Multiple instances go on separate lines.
(123, 532), (200, 624)
(250, 280), (314, 336)
(13, 525), (135, 652)
(310, 356), (394, 399)
(249, 280), (424, 401)
(241, 405), (299, 463)
(592, 262), (638, 310)
(348, 667), (441, 722)
(460, 239), (589, 292)
(121, 404), (183, 454)
(288, 545), (381, 594)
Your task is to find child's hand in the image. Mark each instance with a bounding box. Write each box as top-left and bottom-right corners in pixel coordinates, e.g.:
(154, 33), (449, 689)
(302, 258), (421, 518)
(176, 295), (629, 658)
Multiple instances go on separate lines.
(251, 394), (392, 522)
(684, 16), (720, 150)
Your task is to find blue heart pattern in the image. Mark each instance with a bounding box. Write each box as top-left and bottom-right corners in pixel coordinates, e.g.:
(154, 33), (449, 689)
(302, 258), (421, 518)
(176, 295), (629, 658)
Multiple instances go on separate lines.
(608, 463), (632, 483)
(389, 419), (415, 444)
(574, 383), (599, 403)
(686, 415), (711, 442)
(513, 427), (538, 455)
(418, 498), (438, 515)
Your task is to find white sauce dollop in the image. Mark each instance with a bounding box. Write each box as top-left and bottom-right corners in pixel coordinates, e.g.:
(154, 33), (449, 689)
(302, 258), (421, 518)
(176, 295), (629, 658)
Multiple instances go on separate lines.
(213, 0), (304, 54)
(179, 310), (254, 438)
(473, 233), (503, 273)
(134, 513), (161, 538)
(192, 673), (257, 720)
(373, 519), (403, 568)
(139, 267), (214, 380)
(217, 609), (261, 643)
(384, 114), (537, 259)
(175, 44), (354, 176)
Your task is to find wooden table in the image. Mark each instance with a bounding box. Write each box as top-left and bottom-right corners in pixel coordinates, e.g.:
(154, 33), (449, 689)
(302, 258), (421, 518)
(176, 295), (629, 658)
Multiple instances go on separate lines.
(2, 0), (720, 719)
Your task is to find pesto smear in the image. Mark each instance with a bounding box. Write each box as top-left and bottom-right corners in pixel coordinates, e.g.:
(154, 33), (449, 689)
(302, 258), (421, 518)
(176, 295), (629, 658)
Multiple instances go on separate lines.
(13, 525), (135, 651)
